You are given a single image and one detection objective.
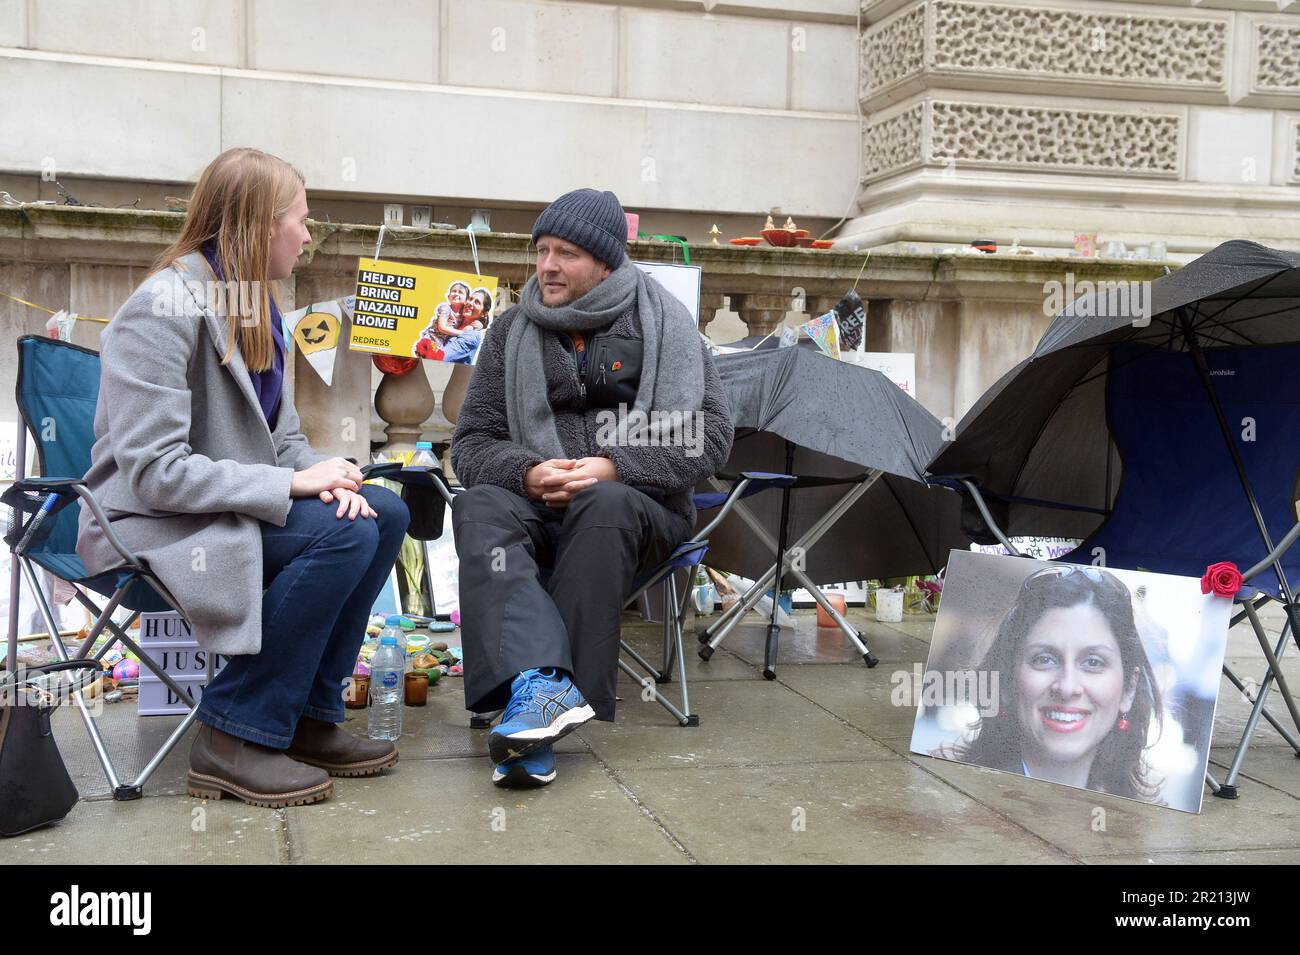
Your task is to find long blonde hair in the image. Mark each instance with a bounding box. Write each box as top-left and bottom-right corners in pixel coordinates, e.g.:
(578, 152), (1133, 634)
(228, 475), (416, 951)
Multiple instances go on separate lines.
(156, 147), (305, 371)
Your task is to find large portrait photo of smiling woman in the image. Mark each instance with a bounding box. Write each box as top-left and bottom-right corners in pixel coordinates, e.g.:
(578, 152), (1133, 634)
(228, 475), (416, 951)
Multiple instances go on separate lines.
(911, 551), (1232, 813)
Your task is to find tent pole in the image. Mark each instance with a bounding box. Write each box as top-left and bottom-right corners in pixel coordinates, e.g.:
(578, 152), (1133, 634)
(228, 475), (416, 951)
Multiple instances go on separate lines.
(1178, 309), (1300, 796)
(1104, 436), (1114, 514)
(1177, 310), (1297, 605)
(763, 440), (796, 681)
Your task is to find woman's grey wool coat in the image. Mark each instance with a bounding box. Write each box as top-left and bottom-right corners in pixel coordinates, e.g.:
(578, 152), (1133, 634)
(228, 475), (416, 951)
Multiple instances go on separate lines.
(76, 251), (333, 655)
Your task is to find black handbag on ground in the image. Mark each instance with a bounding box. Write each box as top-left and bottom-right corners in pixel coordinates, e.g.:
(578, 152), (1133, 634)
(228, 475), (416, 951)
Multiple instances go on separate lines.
(0, 659), (99, 837)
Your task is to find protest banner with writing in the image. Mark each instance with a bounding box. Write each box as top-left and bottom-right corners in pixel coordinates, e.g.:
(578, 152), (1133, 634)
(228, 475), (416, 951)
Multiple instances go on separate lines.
(351, 258), (498, 366)
(833, 289), (867, 352)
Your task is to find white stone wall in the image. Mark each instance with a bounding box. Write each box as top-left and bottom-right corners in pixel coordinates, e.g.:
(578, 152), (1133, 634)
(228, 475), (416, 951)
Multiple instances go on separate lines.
(0, 0), (860, 219)
(843, 0), (1300, 253)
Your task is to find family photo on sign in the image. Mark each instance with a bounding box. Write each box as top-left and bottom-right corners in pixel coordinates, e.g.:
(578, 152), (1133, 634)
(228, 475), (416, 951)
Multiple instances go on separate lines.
(413, 280), (494, 364)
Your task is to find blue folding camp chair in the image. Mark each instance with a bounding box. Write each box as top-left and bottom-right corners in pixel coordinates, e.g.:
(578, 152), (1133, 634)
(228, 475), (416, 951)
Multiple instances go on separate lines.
(5, 335), (203, 801)
(466, 471), (796, 729)
(3, 341), (462, 802)
(613, 471), (797, 725)
(944, 341), (1300, 798)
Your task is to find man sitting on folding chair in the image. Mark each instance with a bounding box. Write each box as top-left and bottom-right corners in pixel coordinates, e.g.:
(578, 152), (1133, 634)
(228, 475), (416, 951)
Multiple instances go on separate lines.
(75, 148), (410, 809)
(451, 188), (733, 788)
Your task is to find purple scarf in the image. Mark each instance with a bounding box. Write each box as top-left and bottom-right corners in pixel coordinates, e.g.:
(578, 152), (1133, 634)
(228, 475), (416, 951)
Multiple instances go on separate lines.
(201, 243), (285, 428)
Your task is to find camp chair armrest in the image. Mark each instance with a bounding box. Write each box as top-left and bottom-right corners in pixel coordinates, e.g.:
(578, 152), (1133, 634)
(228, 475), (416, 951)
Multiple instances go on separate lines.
(9, 477), (146, 571)
(360, 461), (458, 506)
(694, 472), (797, 541)
(737, 471), (798, 493)
(435, 478), (458, 507)
(955, 478), (1021, 556)
(738, 475), (795, 488)
(10, 476), (87, 493)
(1240, 520), (1300, 585)
(67, 483), (149, 572)
(360, 461), (402, 482)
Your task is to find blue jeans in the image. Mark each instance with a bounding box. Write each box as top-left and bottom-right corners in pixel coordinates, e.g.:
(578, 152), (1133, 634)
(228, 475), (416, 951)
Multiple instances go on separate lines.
(197, 484), (410, 748)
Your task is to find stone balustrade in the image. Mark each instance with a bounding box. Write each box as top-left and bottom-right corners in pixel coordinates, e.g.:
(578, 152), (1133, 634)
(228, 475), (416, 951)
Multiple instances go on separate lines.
(1, 204), (1167, 465)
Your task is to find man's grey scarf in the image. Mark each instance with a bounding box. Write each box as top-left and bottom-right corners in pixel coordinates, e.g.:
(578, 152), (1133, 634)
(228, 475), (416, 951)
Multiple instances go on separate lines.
(504, 259), (704, 460)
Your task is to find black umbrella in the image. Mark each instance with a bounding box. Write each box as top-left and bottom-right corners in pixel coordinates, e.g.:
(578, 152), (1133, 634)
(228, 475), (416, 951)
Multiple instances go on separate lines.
(926, 239), (1300, 798)
(929, 240), (1300, 547)
(699, 343), (963, 676)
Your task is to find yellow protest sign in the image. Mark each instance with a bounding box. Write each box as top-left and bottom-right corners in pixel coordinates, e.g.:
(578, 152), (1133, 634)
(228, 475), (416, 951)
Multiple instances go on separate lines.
(350, 257), (498, 366)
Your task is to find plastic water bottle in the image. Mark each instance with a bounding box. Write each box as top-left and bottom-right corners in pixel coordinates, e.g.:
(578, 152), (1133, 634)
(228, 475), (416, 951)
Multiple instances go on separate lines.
(368, 621), (405, 741)
(410, 441), (437, 470)
(374, 614), (405, 654)
(692, 567), (717, 614)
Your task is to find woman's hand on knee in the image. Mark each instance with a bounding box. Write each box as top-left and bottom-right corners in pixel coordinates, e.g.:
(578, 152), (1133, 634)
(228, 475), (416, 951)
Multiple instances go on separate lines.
(318, 486), (379, 520)
(290, 457), (364, 498)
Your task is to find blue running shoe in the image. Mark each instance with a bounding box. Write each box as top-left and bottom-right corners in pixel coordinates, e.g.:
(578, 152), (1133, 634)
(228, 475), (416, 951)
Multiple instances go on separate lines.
(492, 744), (557, 788)
(488, 668), (595, 764)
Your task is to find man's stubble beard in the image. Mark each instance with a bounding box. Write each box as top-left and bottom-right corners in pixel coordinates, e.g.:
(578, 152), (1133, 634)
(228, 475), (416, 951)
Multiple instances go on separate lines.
(542, 268), (607, 308)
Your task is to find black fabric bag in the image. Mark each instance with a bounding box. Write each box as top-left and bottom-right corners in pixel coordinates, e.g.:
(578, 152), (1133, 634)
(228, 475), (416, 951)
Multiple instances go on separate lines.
(393, 468), (450, 541)
(359, 462), (450, 542)
(0, 659), (99, 837)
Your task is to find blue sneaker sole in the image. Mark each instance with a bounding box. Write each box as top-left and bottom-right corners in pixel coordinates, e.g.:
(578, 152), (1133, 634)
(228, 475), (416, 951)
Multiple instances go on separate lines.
(491, 762), (557, 788)
(487, 703), (596, 764)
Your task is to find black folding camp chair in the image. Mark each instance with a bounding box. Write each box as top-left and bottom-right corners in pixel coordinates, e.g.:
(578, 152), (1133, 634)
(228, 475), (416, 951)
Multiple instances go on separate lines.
(466, 471), (796, 729)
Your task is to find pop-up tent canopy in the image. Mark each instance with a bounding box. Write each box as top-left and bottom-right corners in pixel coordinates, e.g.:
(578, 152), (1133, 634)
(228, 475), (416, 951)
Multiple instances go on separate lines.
(927, 240), (1300, 798)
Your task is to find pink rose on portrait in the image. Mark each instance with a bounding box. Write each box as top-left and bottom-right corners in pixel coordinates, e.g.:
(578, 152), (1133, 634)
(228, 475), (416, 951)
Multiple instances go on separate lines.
(1200, 561), (1243, 598)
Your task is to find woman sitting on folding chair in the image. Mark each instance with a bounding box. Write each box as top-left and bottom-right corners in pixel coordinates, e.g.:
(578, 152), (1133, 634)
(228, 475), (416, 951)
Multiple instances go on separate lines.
(75, 148), (410, 809)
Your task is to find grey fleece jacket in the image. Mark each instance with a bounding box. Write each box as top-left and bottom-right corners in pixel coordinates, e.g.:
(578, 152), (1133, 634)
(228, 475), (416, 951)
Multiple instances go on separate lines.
(451, 304), (733, 527)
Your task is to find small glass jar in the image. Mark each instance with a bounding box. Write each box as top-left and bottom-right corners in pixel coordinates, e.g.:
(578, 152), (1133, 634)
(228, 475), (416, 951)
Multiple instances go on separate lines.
(404, 671), (429, 707)
(345, 674), (369, 709)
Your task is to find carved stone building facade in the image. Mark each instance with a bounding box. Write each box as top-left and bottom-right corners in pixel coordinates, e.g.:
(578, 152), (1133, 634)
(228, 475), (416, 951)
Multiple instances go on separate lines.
(1, 0), (1296, 445)
(842, 0), (1300, 256)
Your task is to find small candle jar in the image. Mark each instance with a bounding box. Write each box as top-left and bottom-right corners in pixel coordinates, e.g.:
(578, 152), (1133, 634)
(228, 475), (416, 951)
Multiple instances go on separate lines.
(404, 671), (429, 706)
(345, 674), (369, 709)
(816, 593), (848, 628)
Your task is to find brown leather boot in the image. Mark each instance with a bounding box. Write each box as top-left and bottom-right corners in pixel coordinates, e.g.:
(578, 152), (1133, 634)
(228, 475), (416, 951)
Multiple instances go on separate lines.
(285, 716), (399, 777)
(187, 723), (333, 808)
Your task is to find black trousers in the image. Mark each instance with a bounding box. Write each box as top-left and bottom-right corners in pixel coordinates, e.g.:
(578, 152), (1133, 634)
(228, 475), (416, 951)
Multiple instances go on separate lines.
(452, 482), (691, 721)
